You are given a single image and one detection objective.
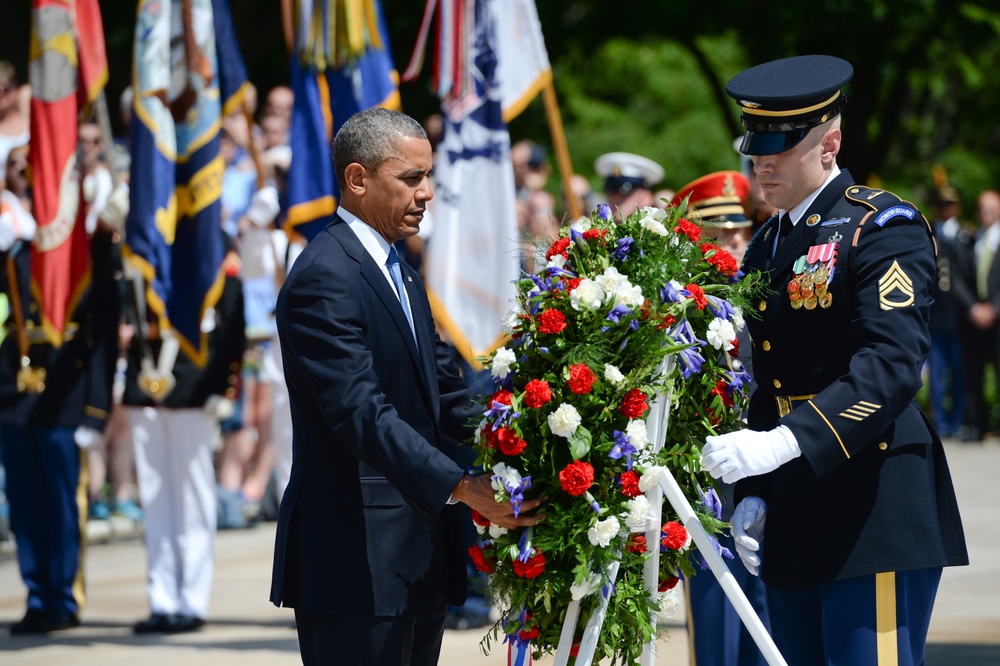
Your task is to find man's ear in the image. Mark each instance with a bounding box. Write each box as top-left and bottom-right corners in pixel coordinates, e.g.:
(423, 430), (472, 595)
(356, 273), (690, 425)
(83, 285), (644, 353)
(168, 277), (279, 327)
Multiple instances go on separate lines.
(820, 126), (841, 165)
(343, 162), (368, 196)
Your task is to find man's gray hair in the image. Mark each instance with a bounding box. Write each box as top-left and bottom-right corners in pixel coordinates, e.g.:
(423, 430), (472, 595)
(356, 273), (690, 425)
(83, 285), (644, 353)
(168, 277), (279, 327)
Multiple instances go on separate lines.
(333, 107), (428, 188)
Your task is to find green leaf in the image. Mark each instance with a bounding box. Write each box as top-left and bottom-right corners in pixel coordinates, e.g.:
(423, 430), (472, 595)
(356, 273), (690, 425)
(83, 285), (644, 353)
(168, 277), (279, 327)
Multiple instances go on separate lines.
(568, 425), (593, 459)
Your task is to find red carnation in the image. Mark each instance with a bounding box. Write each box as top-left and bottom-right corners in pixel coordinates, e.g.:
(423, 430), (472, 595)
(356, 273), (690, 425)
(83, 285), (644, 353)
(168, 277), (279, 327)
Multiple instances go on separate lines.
(470, 509), (491, 527)
(626, 534), (647, 554)
(582, 228), (605, 240)
(483, 425), (500, 449)
(567, 363), (597, 395)
(546, 237), (571, 260)
(565, 277), (582, 292)
(491, 390), (513, 406)
(661, 521), (689, 551)
(703, 244), (739, 275)
(559, 460), (595, 496)
(656, 314), (676, 331)
(658, 576), (680, 592)
(674, 218), (701, 242)
(537, 308), (567, 334)
(620, 470), (642, 497)
(495, 427), (527, 456)
(728, 336), (740, 358)
(711, 379), (734, 408)
(620, 388), (649, 419)
(686, 282), (708, 310)
(512, 551), (546, 578)
(523, 379), (552, 408)
(570, 643), (581, 658)
(469, 544), (495, 574)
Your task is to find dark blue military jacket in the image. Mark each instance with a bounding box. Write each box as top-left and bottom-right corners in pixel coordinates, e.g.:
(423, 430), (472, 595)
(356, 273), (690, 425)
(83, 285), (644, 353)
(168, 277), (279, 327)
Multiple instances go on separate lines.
(737, 170), (969, 589)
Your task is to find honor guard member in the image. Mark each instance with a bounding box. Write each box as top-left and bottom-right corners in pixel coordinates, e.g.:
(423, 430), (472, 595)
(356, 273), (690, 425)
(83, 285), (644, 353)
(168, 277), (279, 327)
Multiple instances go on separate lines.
(700, 55), (969, 666)
(673, 171), (770, 666)
(123, 240), (245, 634)
(594, 151), (664, 219)
(0, 186), (123, 634)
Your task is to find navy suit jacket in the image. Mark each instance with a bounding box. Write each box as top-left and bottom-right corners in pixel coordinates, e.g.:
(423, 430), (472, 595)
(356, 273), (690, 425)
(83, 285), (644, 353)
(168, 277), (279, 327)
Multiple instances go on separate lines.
(270, 216), (480, 616)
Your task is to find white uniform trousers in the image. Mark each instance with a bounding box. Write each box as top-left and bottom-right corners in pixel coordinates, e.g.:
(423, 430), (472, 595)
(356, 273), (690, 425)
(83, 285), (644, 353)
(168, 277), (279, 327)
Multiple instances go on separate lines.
(129, 406), (217, 619)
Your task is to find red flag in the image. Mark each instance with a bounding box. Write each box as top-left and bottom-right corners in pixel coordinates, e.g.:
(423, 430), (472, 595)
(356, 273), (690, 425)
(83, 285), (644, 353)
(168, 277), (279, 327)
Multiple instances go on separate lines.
(28, 0), (108, 345)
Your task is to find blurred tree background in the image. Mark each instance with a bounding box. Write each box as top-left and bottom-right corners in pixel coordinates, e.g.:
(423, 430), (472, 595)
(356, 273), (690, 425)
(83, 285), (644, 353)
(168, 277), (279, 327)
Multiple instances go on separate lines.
(2, 0), (1000, 214)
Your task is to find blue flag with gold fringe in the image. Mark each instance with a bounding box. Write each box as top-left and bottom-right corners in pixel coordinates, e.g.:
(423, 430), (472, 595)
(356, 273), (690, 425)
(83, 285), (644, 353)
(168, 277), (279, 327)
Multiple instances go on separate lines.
(125, 0), (248, 366)
(285, 0), (400, 242)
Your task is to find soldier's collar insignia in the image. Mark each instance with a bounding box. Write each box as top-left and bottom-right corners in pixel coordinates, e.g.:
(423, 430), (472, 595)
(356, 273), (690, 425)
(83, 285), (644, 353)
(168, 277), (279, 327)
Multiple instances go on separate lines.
(878, 260), (915, 310)
(806, 214), (821, 227)
(820, 217), (850, 227)
(828, 231), (843, 244)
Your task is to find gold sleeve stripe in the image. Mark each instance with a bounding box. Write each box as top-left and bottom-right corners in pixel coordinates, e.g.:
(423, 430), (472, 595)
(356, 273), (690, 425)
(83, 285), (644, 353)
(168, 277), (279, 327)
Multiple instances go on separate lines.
(859, 401), (882, 409)
(840, 413), (865, 422)
(84, 406), (109, 419)
(807, 400), (851, 459)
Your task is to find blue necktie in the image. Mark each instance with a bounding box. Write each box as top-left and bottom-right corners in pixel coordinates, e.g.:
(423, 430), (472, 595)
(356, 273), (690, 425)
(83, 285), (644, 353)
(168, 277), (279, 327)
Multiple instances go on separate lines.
(386, 246), (418, 346)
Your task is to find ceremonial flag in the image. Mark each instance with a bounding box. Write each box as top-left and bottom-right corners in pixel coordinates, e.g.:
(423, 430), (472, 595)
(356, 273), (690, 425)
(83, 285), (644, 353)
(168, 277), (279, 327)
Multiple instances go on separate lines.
(125, 0), (248, 366)
(28, 0), (108, 345)
(422, 0), (525, 366)
(284, 0), (401, 242)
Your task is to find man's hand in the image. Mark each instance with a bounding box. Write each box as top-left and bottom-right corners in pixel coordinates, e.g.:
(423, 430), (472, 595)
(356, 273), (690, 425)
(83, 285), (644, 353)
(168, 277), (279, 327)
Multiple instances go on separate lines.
(98, 183), (130, 230)
(731, 496), (767, 576)
(970, 302), (997, 330)
(451, 474), (544, 530)
(701, 425), (801, 483)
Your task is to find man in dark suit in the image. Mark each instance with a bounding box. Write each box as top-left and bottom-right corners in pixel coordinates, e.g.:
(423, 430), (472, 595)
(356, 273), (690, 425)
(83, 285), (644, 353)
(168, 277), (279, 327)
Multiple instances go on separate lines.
(951, 189), (1000, 442)
(700, 56), (968, 665)
(269, 107), (542, 666)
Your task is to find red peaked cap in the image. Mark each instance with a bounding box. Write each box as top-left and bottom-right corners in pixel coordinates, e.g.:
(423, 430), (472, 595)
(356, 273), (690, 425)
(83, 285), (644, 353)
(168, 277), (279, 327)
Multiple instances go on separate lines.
(670, 170), (751, 228)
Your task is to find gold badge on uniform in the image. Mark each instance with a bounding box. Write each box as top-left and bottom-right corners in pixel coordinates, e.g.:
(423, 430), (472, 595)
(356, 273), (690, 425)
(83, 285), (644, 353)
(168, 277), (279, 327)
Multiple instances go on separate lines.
(878, 260), (915, 310)
(787, 242), (839, 310)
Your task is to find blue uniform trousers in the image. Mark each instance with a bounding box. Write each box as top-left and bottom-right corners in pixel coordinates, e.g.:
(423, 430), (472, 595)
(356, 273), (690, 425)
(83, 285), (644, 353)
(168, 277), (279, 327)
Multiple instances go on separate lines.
(765, 567), (942, 666)
(928, 331), (964, 437)
(0, 423), (84, 616)
(687, 532), (770, 666)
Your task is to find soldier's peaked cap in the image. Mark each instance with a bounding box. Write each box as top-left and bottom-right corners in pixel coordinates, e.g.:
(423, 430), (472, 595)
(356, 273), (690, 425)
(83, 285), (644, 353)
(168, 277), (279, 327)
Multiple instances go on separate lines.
(726, 55), (853, 156)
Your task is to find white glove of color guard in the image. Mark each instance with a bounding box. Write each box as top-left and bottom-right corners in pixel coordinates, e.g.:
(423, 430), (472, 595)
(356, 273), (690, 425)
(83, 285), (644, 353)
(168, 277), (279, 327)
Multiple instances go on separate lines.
(74, 425), (102, 450)
(245, 186), (281, 228)
(730, 496), (767, 576)
(701, 425), (801, 484)
(100, 183), (130, 228)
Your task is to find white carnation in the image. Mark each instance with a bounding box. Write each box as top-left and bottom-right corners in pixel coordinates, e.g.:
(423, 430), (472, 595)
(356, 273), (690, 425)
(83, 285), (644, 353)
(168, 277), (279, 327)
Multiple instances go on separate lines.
(732, 306), (746, 332)
(706, 318), (737, 351)
(491, 347), (516, 379)
(616, 284), (645, 308)
(587, 515), (621, 548)
(626, 419), (649, 449)
(639, 206), (666, 221)
(654, 589), (681, 623)
(623, 495), (652, 530)
(596, 267), (631, 298)
(570, 571), (603, 601)
(491, 462), (523, 492)
(474, 522), (486, 536)
(547, 403), (582, 439)
(639, 465), (667, 492)
(570, 278), (605, 311)
(500, 304), (522, 334)
(604, 363), (626, 385)
(488, 524), (509, 539)
(640, 216), (668, 236)
(547, 254), (567, 270)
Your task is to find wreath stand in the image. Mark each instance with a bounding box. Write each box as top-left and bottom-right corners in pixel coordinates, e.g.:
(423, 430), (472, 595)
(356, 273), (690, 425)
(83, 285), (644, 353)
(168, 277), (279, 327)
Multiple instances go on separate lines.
(543, 358), (788, 666)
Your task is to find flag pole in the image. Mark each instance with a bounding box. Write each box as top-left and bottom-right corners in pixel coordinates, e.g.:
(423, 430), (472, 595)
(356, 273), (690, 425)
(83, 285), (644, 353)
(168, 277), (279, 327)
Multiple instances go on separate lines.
(541, 77), (581, 221)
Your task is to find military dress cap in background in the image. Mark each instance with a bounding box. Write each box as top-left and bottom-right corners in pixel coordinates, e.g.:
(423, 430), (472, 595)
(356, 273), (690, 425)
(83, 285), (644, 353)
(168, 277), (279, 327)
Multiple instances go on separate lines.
(933, 184), (960, 205)
(594, 152), (664, 194)
(671, 170), (751, 229)
(726, 55), (854, 156)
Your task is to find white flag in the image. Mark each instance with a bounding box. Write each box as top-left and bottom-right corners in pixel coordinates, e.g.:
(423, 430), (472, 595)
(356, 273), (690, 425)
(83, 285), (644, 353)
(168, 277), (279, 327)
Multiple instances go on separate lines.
(495, 0), (551, 122)
(427, 0), (521, 366)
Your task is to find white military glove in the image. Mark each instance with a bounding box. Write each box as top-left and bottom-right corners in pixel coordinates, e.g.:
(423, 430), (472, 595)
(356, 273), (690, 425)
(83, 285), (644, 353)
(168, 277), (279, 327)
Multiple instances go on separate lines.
(204, 394), (235, 421)
(244, 186), (281, 228)
(730, 496), (767, 576)
(99, 183), (130, 228)
(701, 425), (801, 484)
(74, 425), (102, 450)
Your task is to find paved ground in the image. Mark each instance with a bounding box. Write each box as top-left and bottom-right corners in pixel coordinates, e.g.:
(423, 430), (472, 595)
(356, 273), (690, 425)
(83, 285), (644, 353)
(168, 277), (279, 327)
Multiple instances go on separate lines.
(1, 439), (998, 665)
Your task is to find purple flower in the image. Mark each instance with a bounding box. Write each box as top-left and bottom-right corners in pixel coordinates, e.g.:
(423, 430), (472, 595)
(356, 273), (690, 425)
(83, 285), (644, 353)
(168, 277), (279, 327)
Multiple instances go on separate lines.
(606, 304), (631, 324)
(660, 282), (682, 304)
(726, 367), (753, 395)
(678, 346), (706, 379)
(698, 537), (735, 570)
(485, 400), (521, 429)
(517, 526), (534, 563)
(700, 487), (723, 520)
(597, 203), (612, 221)
(609, 430), (638, 470)
(584, 491), (601, 514)
(706, 295), (734, 320)
(611, 237), (634, 261)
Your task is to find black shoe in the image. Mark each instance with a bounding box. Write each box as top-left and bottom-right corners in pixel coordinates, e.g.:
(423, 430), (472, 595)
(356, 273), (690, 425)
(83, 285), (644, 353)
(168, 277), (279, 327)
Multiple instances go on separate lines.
(134, 613), (173, 634)
(164, 614), (205, 634)
(35, 609), (80, 633)
(10, 609), (45, 635)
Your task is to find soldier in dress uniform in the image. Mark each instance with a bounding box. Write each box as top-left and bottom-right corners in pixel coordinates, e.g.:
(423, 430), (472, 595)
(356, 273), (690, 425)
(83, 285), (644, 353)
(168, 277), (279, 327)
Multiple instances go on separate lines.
(124, 240), (244, 634)
(0, 186), (123, 634)
(594, 151), (664, 218)
(700, 55), (969, 665)
(672, 171), (770, 666)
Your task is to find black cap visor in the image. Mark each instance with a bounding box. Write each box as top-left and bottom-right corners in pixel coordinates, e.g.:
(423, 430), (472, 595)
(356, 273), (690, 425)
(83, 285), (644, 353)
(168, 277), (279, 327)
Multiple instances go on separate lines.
(738, 128), (811, 156)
